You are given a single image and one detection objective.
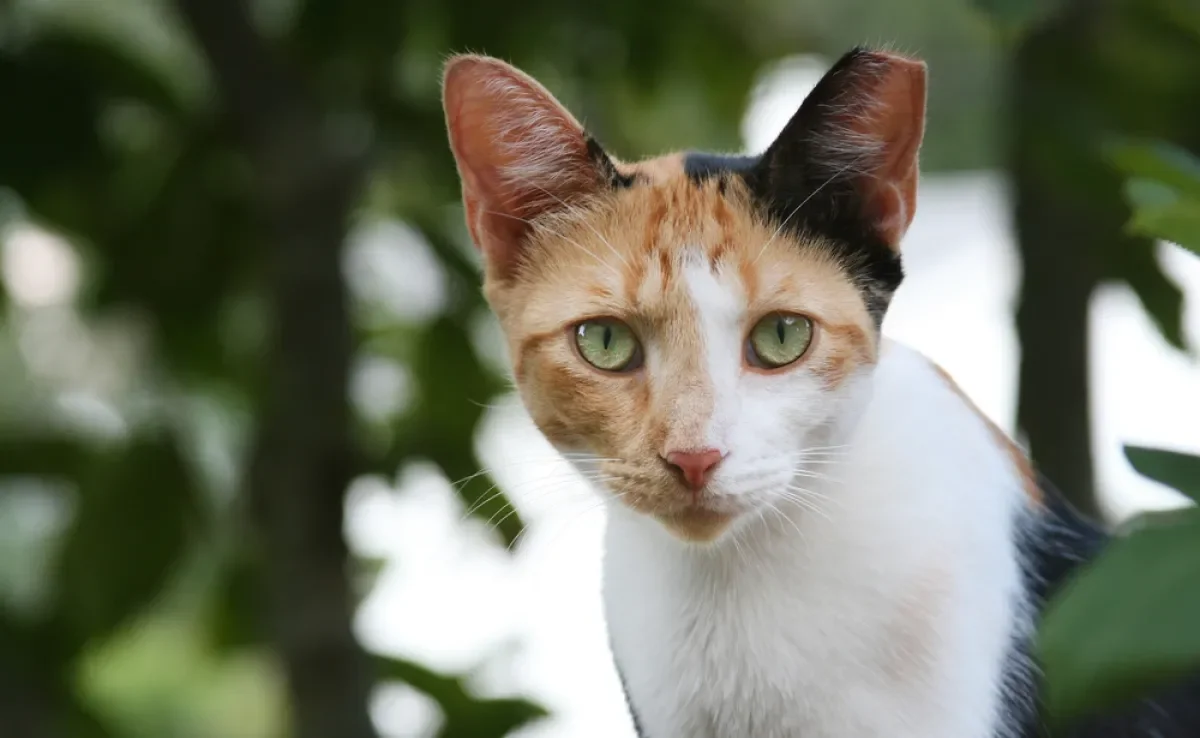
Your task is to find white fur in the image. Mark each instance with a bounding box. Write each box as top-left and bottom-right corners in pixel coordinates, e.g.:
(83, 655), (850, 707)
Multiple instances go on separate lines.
(599, 262), (1032, 738)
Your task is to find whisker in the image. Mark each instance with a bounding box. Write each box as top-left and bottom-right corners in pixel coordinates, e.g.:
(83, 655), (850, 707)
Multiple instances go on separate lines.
(450, 454), (624, 490)
(461, 467), (619, 522)
(506, 496), (611, 554)
(460, 472), (590, 520)
(766, 500), (806, 540)
(484, 208), (622, 280)
(779, 487), (833, 522)
(788, 468), (843, 486)
(752, 155), (872, 265)
(784, 483), (834, 503)
(519, 181), (631, 269)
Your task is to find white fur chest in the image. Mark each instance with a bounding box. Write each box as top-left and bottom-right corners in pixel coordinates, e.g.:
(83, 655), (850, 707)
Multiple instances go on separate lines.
(601, 345), (1029, 738)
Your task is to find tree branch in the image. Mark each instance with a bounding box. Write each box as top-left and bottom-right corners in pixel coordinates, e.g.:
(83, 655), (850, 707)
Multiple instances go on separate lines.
(172, 2), (376, 737)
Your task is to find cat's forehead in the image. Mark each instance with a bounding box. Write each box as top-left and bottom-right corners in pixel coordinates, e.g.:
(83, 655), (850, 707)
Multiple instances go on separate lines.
(521, 160), (756, 306)
(507, 161), (870, 338)
(555, 152), (765, 268)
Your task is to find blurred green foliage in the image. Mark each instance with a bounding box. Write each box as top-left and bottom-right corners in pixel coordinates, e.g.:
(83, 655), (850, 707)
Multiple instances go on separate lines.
(1038, 145), (1200, 728)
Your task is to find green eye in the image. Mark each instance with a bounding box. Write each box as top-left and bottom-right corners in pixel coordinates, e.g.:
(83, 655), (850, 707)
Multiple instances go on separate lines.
(574, 319), (642, 372)
(747, 313), (813, 369)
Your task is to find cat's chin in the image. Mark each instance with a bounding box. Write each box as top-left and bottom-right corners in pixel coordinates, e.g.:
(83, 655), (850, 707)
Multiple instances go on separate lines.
(654, 507), (738, 543)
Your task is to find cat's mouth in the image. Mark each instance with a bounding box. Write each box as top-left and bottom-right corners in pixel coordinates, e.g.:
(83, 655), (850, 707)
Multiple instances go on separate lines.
(588, 462), (744, 542)
(656, 505), (737, 543)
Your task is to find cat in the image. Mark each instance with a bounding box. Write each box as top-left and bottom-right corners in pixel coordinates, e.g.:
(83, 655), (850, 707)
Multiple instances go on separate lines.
(441, 47), (1200, 738)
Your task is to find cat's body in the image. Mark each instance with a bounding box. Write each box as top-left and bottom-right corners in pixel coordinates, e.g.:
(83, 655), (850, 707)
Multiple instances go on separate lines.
(605, 340), (1031, 738)
(441, 48), (1200, 737)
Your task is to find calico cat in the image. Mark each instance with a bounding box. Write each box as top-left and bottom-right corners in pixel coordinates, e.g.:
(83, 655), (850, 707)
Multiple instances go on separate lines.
(441, 47), (1200, 737)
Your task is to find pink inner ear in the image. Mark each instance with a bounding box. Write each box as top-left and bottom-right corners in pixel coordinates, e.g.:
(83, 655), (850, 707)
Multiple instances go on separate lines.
(443, 57), (601, 276)
(849, 54), (926, 247)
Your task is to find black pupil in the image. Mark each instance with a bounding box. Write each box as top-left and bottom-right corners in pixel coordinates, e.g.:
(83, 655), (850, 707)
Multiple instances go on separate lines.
(775, 318), (786, 344)
(602, 325), (613, 350)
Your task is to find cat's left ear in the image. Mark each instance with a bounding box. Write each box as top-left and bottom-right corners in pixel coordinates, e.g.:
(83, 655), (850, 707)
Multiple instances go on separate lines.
(753, 49), (927, 249)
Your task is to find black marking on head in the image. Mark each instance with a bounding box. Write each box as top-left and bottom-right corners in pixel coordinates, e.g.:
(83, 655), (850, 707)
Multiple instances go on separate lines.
(743, 49), (907, 326)
(685, 144), (904, 326)
(706, 49), (909, 326)
(586, 136), (636, 189)
(679, 51), (910, 327)
(683, 151), (760, 182)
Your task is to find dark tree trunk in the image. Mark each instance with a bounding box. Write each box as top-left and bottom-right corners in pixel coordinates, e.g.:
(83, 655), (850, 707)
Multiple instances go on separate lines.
(172, 2), (376, 737)
(1010, 3), (1104, 521)
(1012, 174), (1100, 520)
(0, 672), (53, 738)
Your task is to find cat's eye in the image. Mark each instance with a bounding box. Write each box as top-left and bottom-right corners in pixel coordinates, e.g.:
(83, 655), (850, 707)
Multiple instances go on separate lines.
(747, 313), (814, 369)
(574, 319), (642, 372)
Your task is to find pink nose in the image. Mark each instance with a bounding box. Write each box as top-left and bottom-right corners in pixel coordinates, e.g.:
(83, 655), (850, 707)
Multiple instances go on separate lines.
(665, 449), (724, 490)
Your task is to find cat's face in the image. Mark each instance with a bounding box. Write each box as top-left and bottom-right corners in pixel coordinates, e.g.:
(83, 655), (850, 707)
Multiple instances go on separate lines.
(444, 49), (926, 542)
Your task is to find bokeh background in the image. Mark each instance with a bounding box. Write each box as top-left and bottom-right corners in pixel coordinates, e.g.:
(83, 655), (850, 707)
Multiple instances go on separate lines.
(1, 0), (1198, 736)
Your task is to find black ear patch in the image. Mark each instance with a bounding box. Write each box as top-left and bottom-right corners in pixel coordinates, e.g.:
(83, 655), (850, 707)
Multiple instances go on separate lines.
(586, 136), (637, 190)
(682, 48), (915, 326)
(679, 147), (903, 326)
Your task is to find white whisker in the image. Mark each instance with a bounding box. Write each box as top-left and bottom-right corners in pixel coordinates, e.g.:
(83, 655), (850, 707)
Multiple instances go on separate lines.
(752, 154), (873, 265)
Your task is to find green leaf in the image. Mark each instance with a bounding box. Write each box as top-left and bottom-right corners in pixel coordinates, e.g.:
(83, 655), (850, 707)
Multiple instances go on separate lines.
(375, 656), (547, 738)
(1122, 178), (1200, 251)
(1039, 510), (1200, 725)
(52, 433), (201, 645)
(1108, 141), (1200, 201)
(1119, 240), (1188, 351)
(1125, 177), (1180, 211)
(1125, 446), (1200, 504)
(1128, 202), (1200, 253)
(1112, 142), (1200, 252)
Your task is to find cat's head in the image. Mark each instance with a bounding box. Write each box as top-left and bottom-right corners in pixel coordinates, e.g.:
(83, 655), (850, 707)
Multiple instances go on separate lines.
(443, 48), (926, 543)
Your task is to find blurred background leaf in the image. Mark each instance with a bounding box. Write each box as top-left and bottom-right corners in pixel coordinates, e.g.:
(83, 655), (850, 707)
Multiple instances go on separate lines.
(376, 657), (547, 738)
(1038, 509), (1200, 725)
(53, 432), (201, 647)
(1124, 446), (1200, 503)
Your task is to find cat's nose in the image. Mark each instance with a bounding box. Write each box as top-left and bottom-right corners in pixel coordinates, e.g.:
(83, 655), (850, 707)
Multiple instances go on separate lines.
(664, 449), (725, 490)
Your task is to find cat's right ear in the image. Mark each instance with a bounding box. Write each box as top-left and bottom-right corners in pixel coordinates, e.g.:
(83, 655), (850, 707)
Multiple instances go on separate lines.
(752, 49), (926, 250)
(443, 55), (618, 279)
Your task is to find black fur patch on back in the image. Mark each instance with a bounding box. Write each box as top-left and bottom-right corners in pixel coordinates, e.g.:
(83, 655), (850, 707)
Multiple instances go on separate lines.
(1009, 480), (1200, 737)
(682, 150), (903, 326)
